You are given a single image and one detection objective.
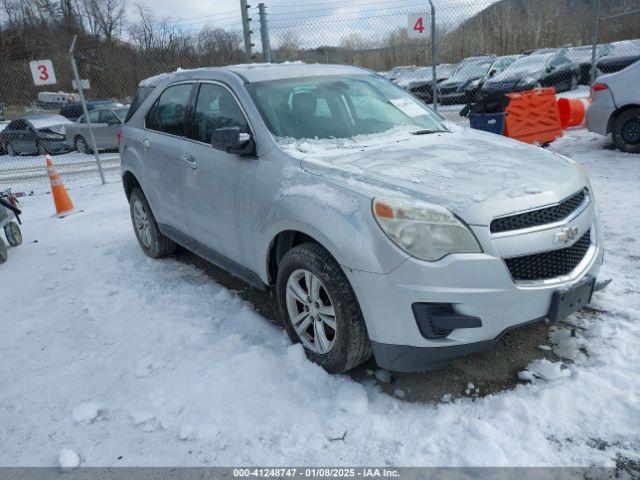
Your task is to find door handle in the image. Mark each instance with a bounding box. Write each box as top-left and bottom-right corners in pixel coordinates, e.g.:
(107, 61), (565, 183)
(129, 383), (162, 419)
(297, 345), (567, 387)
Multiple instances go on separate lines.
(182, 154), (197, 169)
(141, 138), (150, 150)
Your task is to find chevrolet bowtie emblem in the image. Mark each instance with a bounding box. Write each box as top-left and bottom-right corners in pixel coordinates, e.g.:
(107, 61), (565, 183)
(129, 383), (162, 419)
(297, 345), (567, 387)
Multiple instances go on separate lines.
(555, 226), (579, 244)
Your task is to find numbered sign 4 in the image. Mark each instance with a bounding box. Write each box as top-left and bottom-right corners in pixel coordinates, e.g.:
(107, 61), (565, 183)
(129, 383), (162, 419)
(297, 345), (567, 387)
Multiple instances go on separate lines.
(408, 13), (430, 39)
(29, 59), (57, 86)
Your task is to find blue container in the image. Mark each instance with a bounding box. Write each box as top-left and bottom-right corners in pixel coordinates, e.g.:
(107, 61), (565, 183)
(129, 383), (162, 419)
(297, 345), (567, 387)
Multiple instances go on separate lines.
(469, 112), (506, 135)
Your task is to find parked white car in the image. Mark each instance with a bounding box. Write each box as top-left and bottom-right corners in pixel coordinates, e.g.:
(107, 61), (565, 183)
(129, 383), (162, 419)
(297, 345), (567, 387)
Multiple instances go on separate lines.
(586, 60), (640, 154)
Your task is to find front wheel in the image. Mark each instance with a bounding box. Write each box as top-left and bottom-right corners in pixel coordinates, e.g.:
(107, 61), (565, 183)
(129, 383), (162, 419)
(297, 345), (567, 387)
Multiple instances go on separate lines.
(0, 237), (7, 264)
(129, 188), (176, 258)
(611, 108), (640, 154)
(75, 136), (92, 154)
(276, 243), (371, 373)
(4, 222), (22, 247)
(6, 143), (16, 157)
(569, 74), (578, 91)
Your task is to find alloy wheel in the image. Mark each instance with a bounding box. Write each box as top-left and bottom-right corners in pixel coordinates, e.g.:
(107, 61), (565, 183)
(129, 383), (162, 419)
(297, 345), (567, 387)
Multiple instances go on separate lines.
(285, 268), (337, 354)
(132, 199), (152, 248)
(76, 137), (89, 154)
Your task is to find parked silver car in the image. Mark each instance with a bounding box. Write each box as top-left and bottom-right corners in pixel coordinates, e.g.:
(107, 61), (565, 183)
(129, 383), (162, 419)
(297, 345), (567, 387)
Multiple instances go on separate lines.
(65, 106), (128, 153)
(586, 60), (640, 154)
(121, 64), (605, 373)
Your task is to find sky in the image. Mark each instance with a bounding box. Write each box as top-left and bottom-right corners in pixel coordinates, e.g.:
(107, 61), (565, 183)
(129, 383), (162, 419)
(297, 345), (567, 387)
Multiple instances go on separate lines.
(128, 0), (500, 48)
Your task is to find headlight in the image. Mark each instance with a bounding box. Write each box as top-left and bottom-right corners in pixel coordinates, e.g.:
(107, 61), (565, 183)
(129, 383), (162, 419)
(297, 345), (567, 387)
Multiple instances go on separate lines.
(39, 133), (63, 140)
(575, 162), (596, 199)
(373, 198), (482, 261)
(519, 76), (537, 85)
(465, 78), (482, 90)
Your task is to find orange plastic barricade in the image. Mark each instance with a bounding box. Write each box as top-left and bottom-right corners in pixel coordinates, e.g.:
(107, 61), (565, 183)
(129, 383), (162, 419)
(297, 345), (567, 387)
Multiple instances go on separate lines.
(558, 97), (589, 128)
(504, 88), (563, 145)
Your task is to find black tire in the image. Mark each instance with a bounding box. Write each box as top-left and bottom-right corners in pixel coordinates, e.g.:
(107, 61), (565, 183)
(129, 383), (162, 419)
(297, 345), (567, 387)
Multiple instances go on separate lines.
(4, 222), (21, 247)
(276, 242), (372, 373)
(128, 188), (176, 258)
(6, 143), (16, 157)
(611, 108), (640, 154)
(0, 237), (6, 264)
(74, 136), (92, 154)
(569, 75), (580, 91)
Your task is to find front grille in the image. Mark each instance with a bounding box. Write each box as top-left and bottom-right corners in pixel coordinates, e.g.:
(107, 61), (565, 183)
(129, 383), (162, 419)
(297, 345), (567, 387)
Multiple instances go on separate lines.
(491, 190), (586, 234)
(505, 230), (591, 281)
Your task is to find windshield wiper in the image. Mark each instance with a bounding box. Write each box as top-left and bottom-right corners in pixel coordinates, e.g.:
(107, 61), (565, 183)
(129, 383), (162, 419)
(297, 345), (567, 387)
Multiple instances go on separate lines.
(412, 129), (449, 135)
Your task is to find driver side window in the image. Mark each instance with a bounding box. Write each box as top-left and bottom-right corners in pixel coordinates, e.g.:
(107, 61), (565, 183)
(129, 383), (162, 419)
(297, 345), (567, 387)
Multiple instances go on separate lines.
(189, 83), (249, 144)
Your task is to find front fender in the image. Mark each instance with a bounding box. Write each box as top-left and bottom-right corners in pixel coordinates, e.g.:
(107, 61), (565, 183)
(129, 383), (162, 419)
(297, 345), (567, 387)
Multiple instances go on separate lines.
(254, 179), (408, 282)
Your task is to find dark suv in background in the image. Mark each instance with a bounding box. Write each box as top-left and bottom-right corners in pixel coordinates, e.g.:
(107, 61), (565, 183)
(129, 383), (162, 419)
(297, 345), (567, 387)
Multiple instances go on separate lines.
(60, 99), (125, 121)
(482, 49), (580, 96)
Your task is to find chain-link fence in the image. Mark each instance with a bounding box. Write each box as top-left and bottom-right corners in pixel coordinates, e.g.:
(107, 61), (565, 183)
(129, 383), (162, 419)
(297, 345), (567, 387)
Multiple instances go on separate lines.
(265, 0), (640, 124)
(1, 0), (640, 194)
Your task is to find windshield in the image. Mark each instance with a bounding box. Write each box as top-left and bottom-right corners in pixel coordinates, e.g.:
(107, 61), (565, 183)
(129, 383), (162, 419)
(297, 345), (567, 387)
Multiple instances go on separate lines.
(499, 54), (551, 75)
(247, 74), (447, 140)
(567, 47), (594, 62)
(448, 60), (493, 81)
(608, 40), (640, 56)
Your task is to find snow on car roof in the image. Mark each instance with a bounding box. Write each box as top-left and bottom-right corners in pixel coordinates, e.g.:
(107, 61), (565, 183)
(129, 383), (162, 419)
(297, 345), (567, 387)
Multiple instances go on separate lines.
(24, 114), (72, 129)
(138, 63), (370, 87)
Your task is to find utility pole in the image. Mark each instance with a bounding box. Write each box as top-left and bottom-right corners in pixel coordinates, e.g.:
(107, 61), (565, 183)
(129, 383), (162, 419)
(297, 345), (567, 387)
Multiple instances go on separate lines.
(429, 0), (437, 110)
(69, 35), (105, 185)
(240, 0), (253, 63)
(590, 0), (601, 85)
(258, 3), (271, 63)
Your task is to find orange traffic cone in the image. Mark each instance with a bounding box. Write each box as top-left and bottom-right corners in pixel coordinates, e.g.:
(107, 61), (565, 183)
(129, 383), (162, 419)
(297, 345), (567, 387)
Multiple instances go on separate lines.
(46, 155), (75, 217)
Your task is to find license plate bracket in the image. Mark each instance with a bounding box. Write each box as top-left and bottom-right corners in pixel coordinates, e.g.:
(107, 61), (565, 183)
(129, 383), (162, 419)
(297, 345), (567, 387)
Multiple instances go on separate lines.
(548, 276), (595, 323)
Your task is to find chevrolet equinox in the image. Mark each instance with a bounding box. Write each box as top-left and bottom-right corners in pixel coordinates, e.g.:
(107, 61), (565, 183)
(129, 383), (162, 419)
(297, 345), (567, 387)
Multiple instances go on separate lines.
(121, 64), (605, 373)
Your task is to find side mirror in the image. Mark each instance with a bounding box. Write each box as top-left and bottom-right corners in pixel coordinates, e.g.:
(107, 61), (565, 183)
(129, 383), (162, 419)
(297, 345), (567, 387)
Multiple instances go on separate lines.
(489, 69), (497, 77)
(211, 126), (255, 156)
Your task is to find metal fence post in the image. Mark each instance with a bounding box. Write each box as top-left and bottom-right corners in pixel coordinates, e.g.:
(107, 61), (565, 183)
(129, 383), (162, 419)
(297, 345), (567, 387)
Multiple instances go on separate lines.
(429, 0), (437, 110)
(258, 3), (272, 63)
(240, 0), (253, 63)
(590, 0), (601, 85)
(69, 35), (105, 185)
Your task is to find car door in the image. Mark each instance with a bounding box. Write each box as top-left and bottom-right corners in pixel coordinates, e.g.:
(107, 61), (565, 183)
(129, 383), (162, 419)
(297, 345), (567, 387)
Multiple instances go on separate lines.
(98, 109), (120, 148)
(84, 110), (105, 147)
(181, 81), (255, 267)
(141, 82), (195, 240)
(2, 121), (20, 151)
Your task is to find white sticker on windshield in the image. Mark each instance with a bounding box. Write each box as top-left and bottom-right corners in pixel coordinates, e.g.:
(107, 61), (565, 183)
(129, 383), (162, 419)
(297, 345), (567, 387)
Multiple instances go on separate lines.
(389, 98), (425, 117)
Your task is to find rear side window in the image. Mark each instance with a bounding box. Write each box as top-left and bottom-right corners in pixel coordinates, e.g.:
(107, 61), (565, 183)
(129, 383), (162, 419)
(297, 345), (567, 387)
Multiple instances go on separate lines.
(190, 83), (249, 144)
(146, 84), (193, 137)
(125, 86), (155, 123)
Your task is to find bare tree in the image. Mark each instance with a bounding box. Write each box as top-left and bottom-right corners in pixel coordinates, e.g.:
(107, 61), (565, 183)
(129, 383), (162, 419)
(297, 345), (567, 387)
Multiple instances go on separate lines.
(82, 0), (124, 40)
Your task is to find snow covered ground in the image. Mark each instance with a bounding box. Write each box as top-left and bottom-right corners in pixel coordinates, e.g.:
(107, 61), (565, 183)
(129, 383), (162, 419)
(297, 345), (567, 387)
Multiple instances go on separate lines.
(0, 129), (638, 467)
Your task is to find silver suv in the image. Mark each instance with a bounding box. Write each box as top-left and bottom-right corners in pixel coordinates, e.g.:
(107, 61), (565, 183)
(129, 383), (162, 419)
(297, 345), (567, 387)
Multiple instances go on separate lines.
(121, 64), (604, 373)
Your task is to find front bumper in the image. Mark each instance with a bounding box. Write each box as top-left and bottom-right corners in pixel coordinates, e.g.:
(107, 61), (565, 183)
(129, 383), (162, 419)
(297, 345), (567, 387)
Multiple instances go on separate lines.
(41, 140), (72, 154)
(346, 214), (604, 372)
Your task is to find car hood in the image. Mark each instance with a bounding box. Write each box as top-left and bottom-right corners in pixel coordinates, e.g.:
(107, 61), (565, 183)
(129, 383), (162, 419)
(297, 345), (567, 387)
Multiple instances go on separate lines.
(278, 127), (584, 226)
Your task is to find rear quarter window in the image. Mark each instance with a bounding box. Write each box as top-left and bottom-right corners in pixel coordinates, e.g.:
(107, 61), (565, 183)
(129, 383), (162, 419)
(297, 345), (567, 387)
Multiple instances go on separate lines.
(125, 86), (155, 123)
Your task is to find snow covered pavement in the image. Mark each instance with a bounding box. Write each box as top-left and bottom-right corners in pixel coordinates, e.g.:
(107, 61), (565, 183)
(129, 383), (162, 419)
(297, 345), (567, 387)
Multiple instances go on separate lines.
(0, 129), (639, 467)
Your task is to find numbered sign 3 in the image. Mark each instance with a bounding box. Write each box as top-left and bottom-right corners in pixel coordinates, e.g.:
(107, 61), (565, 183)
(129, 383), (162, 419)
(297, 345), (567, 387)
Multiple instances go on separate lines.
(408, 13), (430, 39)
(29, 59), (57, 86)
